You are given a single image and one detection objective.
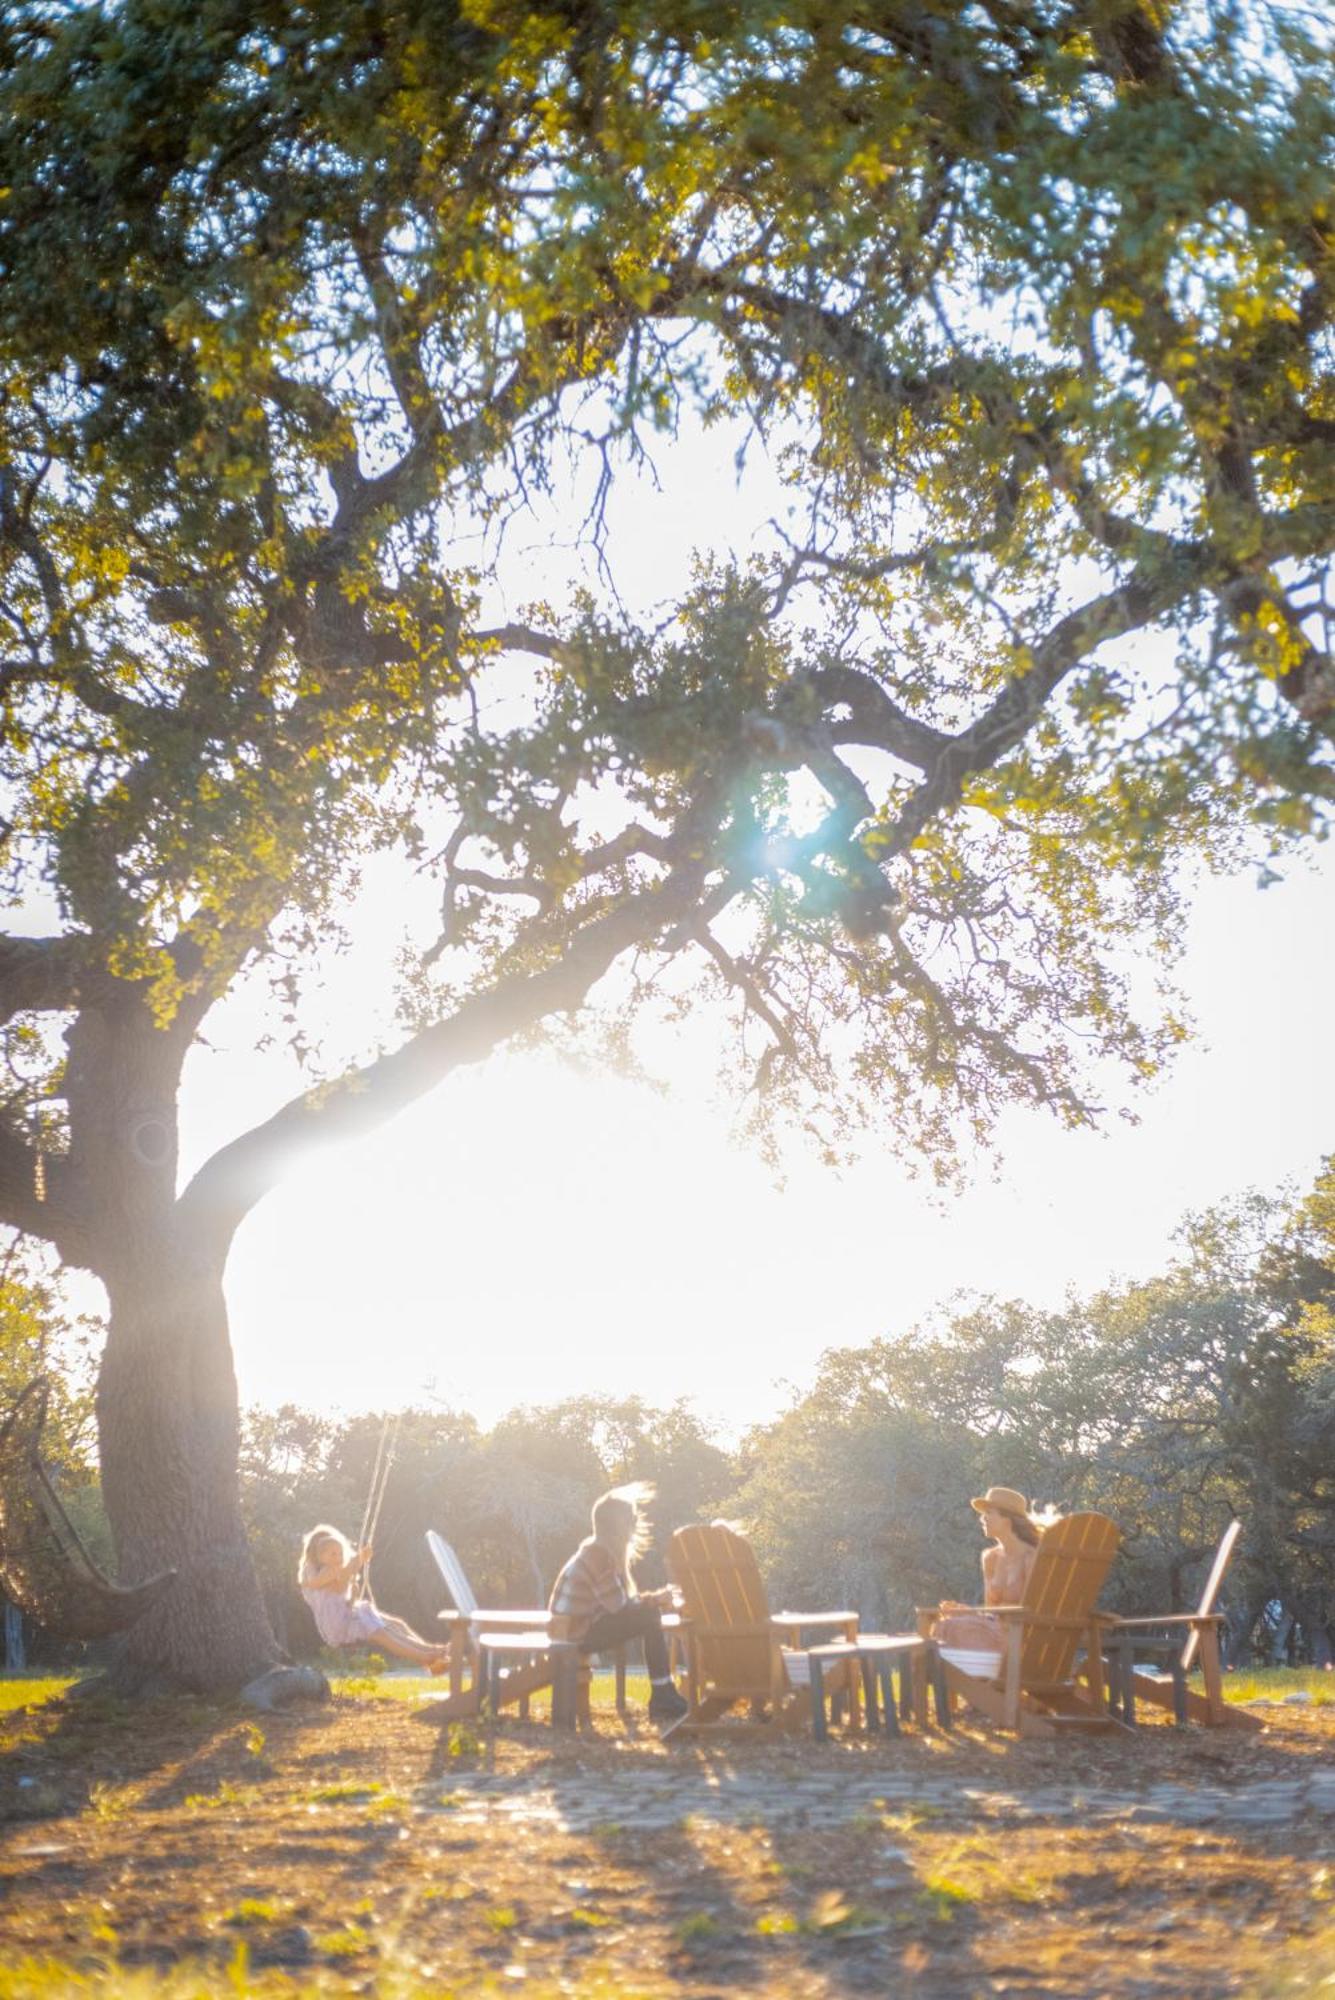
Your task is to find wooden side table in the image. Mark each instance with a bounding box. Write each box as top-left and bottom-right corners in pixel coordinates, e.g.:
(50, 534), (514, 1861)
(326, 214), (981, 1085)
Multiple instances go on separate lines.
(807, 1633), (930, 1740)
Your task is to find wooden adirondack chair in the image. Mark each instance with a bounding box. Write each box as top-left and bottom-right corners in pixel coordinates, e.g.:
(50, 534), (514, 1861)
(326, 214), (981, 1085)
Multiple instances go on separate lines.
(1105, 1521), (1261, 1730)
(921, 1511), (1125, 1739)
(424, 1531), (675, 1729)
(667, 1522), (859, 1733)
(424, 1529), (555, 1716)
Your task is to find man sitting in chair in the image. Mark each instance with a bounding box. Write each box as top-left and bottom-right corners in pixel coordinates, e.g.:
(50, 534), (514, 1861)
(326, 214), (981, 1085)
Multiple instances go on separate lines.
(549, 1484), (688, 1727)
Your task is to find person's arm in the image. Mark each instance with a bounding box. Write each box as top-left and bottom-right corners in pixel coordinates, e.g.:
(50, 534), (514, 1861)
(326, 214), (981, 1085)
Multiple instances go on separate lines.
(980, 1544), (1004, 1608)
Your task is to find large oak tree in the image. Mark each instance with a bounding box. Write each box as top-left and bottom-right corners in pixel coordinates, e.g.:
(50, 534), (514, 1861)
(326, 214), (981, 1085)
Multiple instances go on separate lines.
(0, 0), (1331, 1687)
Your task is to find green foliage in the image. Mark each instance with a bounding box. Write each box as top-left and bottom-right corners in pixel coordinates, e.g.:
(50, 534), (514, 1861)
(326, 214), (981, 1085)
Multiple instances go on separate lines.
(0, 1253), (94, 1468)
(727, 1162), (1335, 1659)
(1, 0), (1331, 1229)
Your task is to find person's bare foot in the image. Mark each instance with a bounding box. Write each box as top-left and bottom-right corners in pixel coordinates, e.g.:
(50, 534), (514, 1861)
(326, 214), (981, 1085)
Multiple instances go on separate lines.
(427, 1654), (451, 1676)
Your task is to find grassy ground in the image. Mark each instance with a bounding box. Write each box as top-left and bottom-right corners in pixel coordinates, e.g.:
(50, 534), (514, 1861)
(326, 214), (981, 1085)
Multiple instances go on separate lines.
(1, 1669), (1332, 1997)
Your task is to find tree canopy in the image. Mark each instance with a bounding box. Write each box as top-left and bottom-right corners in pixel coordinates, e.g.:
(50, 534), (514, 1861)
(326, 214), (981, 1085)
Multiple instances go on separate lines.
(0, 0), (1332, 1685)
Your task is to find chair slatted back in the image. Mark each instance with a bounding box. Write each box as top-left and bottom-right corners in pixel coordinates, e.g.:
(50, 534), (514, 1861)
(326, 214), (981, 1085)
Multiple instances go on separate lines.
(1182, 1520), (1241, 1672)
(425, 1531), (479, 1616)
(1017, 1512), (1121, 1687)
(669, 1523), (776, 1697)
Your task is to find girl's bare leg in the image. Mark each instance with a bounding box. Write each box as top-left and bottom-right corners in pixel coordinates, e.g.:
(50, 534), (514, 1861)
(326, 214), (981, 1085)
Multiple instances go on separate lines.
(373, 1629), (450, 1671)
(378, 1613), (431, 1644)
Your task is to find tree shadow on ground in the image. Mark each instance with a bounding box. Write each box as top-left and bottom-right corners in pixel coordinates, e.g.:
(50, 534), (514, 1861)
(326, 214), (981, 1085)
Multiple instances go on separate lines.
(408, 1697), (1334, 1995)
(0, 1682), (338, 1819)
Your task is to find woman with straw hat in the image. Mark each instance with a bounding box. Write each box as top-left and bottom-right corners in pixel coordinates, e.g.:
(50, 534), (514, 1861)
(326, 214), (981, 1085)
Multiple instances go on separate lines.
(932, 1486), (1051, 1656)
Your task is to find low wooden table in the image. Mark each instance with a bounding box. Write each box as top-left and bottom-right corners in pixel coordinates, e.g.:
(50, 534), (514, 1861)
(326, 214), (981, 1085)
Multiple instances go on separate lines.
(807, 1633), (931, 1740)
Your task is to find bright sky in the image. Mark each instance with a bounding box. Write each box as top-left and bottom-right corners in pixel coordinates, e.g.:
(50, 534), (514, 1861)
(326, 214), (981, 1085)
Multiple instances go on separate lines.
(160, 410), (1335, 1440)
(199, 852), (1332, 1439)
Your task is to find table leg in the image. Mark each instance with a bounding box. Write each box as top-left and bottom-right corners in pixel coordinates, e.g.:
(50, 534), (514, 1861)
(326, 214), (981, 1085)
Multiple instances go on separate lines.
(932, 1652), (952, 1729)
(880, 1658), (900, 1737)
(810, 1654), (829, 1743)
(861, 1656), (879, 1732)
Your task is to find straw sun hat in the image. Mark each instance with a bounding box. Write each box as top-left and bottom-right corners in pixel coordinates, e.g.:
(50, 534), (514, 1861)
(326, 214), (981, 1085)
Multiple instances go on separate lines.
(969, 1485), (1031, 1521)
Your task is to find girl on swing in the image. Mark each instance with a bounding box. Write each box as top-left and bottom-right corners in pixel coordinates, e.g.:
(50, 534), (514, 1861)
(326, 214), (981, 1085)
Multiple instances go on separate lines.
(298, 1525), (449, 1672)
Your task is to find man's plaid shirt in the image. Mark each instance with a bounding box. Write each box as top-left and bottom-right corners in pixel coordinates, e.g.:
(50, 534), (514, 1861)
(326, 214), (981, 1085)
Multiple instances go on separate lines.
(548, 1537), (628, 1641)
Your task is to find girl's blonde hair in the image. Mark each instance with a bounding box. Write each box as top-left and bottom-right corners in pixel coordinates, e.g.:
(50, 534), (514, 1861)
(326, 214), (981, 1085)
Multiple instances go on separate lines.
(298, 1523), (353, 1588)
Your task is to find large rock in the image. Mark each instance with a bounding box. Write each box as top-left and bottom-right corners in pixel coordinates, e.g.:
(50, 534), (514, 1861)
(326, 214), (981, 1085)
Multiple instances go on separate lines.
(240, 1664), (330, 1712)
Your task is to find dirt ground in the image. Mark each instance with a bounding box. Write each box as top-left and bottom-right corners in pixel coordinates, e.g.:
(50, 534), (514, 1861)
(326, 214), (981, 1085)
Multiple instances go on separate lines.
(1, 1680), (1333, 1998)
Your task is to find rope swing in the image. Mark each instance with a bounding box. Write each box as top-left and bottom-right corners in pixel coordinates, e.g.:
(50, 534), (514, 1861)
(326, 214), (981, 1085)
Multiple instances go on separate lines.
(353, 1410), (399, 1603)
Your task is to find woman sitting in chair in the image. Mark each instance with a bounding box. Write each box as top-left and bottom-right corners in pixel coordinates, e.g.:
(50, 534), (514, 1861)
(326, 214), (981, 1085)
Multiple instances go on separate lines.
(933, 1485), (1051, 1655)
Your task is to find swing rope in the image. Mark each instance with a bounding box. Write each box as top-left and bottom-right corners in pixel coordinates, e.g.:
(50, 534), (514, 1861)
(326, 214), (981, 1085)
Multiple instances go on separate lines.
(353, 1411), (398, 1604)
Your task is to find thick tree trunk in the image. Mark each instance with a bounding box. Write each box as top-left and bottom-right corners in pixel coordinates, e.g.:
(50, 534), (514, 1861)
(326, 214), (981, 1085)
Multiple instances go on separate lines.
(96, 1229), (278, 1692)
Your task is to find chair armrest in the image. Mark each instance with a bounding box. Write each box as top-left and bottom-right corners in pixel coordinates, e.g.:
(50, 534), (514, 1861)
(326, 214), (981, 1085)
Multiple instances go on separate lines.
(771, 1611), (859, 1632)
(991, 1609), (1099, 1631)
(1109, 1613), (1224, 1630)
(445, 1606), (552, 1629)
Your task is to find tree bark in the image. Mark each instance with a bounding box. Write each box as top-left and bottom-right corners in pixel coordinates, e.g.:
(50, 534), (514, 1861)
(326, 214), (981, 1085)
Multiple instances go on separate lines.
(96, 1224), (278, 1692)
(60, 984), (279, 1693)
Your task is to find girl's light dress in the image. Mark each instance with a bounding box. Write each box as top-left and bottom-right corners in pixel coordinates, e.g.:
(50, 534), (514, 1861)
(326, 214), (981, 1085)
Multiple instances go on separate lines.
(302, 1586), (389, 1647)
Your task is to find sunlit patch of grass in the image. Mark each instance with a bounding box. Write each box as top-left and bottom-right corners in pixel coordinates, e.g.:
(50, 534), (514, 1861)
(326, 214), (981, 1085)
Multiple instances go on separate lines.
(1244, 1920), (1335, 1994)
(756, 1894), (885, 1940)
(182, 1781), (258, 1813)
(0, 1962), (674, 1999)
(221, 1899), (285, 1927)
(418, 1880), (478, 1905)
(879, 1804), (945, 1834)
(484, 1905), (518, 1933)
(88, 1780), (136, 1822)
(328, 1672), (436, 1702)
(306, 1780), (385, 1804)
(313, 1923), (370, 1958)
(917, 1873), (979, 1921)
(918, 1840), (1048, 1908)
(755, 1911), (800, 1936)
(0, 1676), (73, 1718)
(1224, 1667), (1335, 1706)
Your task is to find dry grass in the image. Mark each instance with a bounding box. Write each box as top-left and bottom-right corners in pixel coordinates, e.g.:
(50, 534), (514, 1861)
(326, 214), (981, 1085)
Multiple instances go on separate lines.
(2, 1673), (1333, 1997)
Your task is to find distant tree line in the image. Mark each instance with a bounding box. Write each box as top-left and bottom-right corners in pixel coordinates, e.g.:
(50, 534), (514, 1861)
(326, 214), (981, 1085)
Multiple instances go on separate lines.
(7, 1160), (1334, 1669)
